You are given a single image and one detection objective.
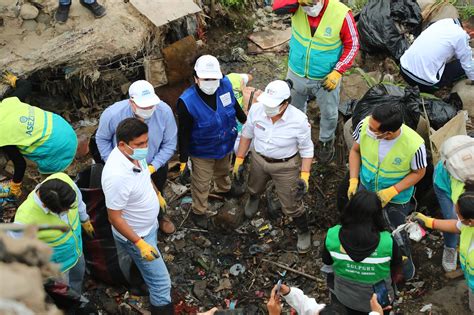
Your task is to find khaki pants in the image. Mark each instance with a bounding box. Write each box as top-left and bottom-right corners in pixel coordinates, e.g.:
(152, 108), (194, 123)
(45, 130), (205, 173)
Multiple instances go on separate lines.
(191, 154), (232, 215)
(247, 150), (304, 218)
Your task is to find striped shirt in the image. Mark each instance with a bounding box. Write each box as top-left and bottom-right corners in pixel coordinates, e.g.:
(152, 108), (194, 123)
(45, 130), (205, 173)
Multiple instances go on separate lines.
(352, 120), (427, 170)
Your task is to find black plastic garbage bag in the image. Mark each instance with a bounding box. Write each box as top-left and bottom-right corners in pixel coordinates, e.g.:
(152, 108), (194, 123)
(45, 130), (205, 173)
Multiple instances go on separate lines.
(351, 83), (421, 131)
(358, 0), (422, 60)
(422, 96), (460, 130)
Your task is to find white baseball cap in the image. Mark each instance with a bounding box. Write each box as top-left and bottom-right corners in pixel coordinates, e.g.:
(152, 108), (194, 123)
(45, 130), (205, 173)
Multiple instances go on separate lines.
(128, 80), (161, 108)
(257, 80), (291, 108)
(194, 55), (223, 79)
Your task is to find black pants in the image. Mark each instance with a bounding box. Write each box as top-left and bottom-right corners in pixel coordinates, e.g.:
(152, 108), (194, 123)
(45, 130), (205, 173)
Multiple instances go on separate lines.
(1, 146), (26, 183)
(400, 59), (466, 93)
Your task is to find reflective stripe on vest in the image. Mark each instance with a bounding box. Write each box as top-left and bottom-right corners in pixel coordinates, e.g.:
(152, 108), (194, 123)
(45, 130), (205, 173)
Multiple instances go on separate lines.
(289, 0), (348, 79)
(326, 225), (392, 284)
(359, 117), (424, 204)
(0, 97), (53, 153)
(14, 172), (83, 272)
(460, 224), (474, 290)
(180, 76), (237, 159)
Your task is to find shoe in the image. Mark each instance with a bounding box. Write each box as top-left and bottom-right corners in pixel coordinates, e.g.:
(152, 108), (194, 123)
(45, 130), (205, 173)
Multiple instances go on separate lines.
(442, 246), (457, 272)
(191, 212), (208, 230)
(55, 4), (70, 23)
(150, 303), (174, 315)
(215, 185), (244, 199)
(159, 216), (176, 235)
(318, 139), (335, 163)
(245, 195), (260, 218)
(293, 214), (311, 253)
(79, 0), (106, 18)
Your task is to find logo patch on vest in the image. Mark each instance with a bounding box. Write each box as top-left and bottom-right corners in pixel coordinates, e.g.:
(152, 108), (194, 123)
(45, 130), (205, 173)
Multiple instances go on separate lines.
(392, 158), (402, 166)
(324, 27), (332, 37)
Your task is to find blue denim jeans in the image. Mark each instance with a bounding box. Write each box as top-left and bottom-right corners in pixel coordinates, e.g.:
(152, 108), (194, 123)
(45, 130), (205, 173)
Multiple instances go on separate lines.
(434, 184), (459, 249)
(63, 254), (85, 295)
(59, 0), (95, 5)
(113, 226), (171, 306)
(286, 69), (341, 142)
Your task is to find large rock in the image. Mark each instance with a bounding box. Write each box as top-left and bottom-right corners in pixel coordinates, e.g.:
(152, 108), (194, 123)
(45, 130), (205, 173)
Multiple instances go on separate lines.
(452, 79), (474, 116)
(340, 72), (371, 104)
(0, 0), (22, 18)
(20, 3), (39, 20)
(28, 0), (57, 14)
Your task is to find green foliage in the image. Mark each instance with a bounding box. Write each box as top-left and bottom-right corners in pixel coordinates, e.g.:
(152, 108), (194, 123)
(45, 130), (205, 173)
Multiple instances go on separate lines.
(349, 0), (368, 12)
(218, 0), (246, 9)
(435, 0), (474, 19)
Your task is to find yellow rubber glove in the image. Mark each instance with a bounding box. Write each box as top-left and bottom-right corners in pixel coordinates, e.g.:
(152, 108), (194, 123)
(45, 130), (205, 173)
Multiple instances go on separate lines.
(298, 0), (313, 5)
(157, 191), (167, 210)
(322, 70), (342, 91)
(377, 186), (399, 207)
(148, 164), (156, 174)
(2, 71), (17, 88)
(134, 239), (159, 261)
(347, 178), (358, 199)
(0, 181), (21, 198)
(412, 212), (434, 229)
(10, 181), (22, 198)
(300, 171), (310, 192)
(81, 220), (95, 238)
(233, 157), (245, 180)
(179, 162), (187, 174)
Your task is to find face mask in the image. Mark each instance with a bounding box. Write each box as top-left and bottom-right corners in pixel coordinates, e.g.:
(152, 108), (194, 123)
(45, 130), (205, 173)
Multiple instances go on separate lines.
(135, 106), (156, 120)
(302, 2), (323, 17)
(264, 104), (282, 117)
(367, 128), (388, 140)
(199, 80), (220, 95)
(126, 144), (148, 161)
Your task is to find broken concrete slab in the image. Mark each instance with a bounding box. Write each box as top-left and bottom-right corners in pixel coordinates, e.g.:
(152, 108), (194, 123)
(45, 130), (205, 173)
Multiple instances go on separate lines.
(248, 28), (291, 51)
(129, 0), (200, 28)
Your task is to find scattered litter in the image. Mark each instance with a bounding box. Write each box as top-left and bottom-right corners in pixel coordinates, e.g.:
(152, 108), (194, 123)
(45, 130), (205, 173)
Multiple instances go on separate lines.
(419, 304), (432, 312)
(180, 196), (193, 206)
(249, 244), (271, 255)
(229, 263), (246, 276)
(426, 248), (433, 259)
(251, 218), (265, 228)
(255, 290), (265, 298)
(215, 278), (232, 292)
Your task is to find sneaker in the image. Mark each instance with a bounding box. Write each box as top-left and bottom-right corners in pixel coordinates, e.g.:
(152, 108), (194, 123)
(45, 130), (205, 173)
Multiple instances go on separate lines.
(297, 231), (311, 254)
(55, 4), (70, 23)
(244, 195), (260, 219)
(318, 139), (335, 163)
(190, 212), (208, 230)
(79, 0), (106, 18)
(442, 246), (457, 272)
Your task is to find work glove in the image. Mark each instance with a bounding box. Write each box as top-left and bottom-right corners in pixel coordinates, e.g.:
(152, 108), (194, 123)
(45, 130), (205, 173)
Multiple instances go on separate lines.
(135, 239), (159, 261)
(411, 212), (434, 229)
(377, 186), (399, 207)
(347, 178), (359, 199)
(157, 191), (167, 210)
(2, 71), (17, 88)
(81, 220), (95, 238)
(295, 171), (310, 200)
(232, 157), (245, 181)
(179, 162), (191, 185)
(148, 164), (156, 174)
(0, 180), (22, 199)
(322, 70), (342, 91)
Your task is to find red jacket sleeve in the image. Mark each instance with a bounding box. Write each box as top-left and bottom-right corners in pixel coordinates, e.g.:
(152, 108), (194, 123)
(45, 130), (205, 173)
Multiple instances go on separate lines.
(273, 0), (299, 14)
(334, 10), (359, 73)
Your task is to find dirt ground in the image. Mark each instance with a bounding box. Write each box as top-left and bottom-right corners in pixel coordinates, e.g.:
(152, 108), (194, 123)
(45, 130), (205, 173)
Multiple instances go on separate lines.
(1, 5), (473, 315)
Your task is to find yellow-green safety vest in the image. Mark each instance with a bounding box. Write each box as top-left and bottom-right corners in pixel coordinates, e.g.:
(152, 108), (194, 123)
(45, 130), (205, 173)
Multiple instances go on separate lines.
(14, 172), (83, 272)
(289, 0), (349, 79)
(460, 224), (474, 290)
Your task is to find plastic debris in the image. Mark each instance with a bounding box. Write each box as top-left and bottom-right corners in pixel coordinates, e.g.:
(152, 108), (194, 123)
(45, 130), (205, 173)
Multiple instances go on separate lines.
(426, 248), (433, 259)
(420, 304), (432, 312)
(229, 263), (246, 276)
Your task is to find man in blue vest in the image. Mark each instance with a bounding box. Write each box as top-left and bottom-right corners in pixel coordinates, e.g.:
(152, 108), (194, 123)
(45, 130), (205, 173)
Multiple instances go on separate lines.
(177, 55), (247, 229)
(273, 0), (359, 163)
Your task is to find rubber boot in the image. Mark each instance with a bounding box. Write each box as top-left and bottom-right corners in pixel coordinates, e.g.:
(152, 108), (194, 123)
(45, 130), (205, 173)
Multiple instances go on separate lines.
(191, 212), (208, 229)
(55, 4), (70, 23)
(245, 194), (260, 218)
(150, 303), (174, 315)
(293, 213), (311, 254)
(79, 0), (106, 18)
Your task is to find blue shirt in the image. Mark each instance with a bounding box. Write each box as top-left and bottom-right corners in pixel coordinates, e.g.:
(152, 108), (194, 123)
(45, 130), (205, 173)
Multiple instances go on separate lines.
(96, 99), (177, 169)
(433, 161), (452, 196)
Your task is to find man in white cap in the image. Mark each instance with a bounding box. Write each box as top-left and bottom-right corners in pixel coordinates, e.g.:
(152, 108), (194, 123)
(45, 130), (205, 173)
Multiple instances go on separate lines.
(95, 79), (177, 234)
(233, 80), (314, 253)
(177, 55), (247, 229)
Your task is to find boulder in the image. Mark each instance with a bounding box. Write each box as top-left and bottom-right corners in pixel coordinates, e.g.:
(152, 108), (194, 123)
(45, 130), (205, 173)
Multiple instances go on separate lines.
(452, 79), (474, 116)
(20, 3), (39, 20)
(28, 0), (58, 14)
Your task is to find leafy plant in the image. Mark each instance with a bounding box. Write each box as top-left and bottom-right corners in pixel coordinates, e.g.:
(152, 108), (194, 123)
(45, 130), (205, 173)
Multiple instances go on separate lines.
(218, 0), (247, 9)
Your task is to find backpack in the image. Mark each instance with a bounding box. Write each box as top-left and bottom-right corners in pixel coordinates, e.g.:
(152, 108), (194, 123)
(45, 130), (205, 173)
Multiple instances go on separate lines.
(440, 135), (474, 182)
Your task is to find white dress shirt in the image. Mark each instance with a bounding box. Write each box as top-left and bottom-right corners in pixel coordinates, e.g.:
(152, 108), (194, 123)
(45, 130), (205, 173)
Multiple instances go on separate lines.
(242, 103), (314, 159)
(400, 18), (474, 84)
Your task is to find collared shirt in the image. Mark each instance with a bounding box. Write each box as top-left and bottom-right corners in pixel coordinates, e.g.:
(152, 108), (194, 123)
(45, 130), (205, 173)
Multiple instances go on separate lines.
(96, 99), (177, 169)
(400, 18), (474, 84)
(102, 147), (159, 241)
(242, 103), (314, 159)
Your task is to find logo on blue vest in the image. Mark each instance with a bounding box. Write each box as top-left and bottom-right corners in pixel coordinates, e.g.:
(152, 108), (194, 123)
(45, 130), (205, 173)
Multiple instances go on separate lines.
(393, 158), (402, 166)
(324, 27), (332, 37)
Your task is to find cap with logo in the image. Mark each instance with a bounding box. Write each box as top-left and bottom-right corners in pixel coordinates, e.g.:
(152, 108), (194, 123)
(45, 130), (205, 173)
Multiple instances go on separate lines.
(257, 80), (291, 108)
(194, 55), (223, 80)
(129, 80), (161, 108)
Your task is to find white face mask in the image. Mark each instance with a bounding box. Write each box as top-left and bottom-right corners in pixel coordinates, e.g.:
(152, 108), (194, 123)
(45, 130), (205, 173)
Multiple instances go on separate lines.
(135, 106), (156, 120)
(367, 128), (387, 140)
(264, 104), (282, 117)
(199, 80), (220, 95)
(303, 2), (323, 17)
